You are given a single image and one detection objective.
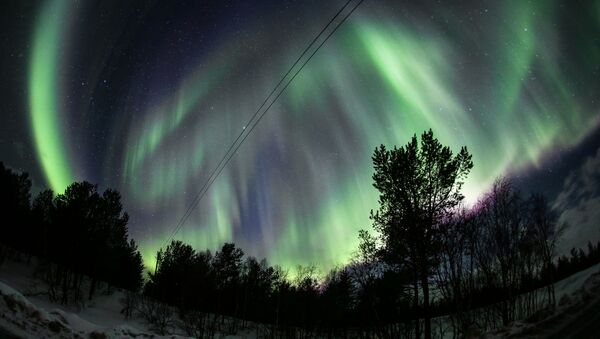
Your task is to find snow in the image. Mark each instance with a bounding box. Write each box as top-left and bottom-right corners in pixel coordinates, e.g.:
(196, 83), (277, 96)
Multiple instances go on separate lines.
(0, 278), (182, 338)
(1, 254), (599, 338)
(554, 262), (600, 301)
(0, 254), (270, 338)
(0, 256), (189, 338)
(485, 262), (600, 338)
(0, 279), (70, 338)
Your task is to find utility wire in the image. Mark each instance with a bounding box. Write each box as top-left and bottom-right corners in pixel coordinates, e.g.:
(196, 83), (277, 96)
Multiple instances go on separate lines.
(164, 0), (353, 244)
(164, 0), (365, 246)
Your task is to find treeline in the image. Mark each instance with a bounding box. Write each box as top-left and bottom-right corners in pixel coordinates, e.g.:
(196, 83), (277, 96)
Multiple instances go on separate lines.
(133, 238), (600, 338)
(133, 178), (600, 338)
(135, 238), (411, 337)
(354, 131), (600, 338)
(139, 241), (326, 336)
(0, 162), (144, 305)
(1, 129), (599, 338)
(555, 241), (600, 281)
(353, 131), (599, 339)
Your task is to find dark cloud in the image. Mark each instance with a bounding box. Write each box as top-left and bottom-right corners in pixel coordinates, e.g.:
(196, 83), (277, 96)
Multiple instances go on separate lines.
(554, 147), (600, 254)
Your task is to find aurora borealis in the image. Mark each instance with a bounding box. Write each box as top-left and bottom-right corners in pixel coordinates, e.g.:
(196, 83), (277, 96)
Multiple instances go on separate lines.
(29, 0), (73, 193)
(3, 0), (600, 273)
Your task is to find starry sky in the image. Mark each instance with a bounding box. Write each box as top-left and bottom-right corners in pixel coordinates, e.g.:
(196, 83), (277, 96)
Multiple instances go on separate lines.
(1, 0), (599, 273)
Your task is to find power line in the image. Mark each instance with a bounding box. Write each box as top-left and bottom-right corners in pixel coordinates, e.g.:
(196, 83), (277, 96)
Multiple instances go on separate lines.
(164, 0), (354, 244)
(164, 0), (365, 246)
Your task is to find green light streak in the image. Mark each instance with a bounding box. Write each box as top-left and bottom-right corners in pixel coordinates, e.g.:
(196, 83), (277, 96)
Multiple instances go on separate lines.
(261, 5), (600, 271)
(49, 1), (595, 274)
(123, 57), (233, 204)
(29, 0), (73, 193)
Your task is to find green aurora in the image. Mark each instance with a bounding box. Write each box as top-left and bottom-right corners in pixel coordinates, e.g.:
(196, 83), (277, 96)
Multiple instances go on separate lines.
(28, 0), (600, 273)
(29, 0), (73, 193)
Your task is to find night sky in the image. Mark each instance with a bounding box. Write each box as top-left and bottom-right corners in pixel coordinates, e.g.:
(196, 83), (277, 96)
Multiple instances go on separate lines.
(1, 0), (599, 273)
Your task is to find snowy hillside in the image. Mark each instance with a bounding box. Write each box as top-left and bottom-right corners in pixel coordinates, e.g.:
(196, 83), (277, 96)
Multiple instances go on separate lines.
(0, 256), (258, 338)
(1, 254), (599, 338)
(0, 257), (189, 338)
(485, 263), (600, 338)
(0, 279), (163, 338)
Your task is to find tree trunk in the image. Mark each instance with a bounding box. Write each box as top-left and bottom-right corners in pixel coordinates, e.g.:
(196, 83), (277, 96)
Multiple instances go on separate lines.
(61, 270), (70, 305)
(548, 282), (555, 308)
(88, 278), (97, 300)
(413, 277), (420, 339)
(422, 270), (431, 339)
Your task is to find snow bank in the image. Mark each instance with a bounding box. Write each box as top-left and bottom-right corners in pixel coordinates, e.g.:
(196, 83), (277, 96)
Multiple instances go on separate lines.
(0, 279), (189, 338)
(555, 263), (600, 301)
(485, 263), (600, 338)
(0, 280), (75, 338)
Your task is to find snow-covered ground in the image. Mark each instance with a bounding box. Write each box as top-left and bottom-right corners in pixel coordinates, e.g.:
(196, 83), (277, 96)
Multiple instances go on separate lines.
(0, 279), (159, 338)
(0, 257), (189, 338)
(484, 263), (600, 338)
(1, 254), (599, 338)
(0, 256), (257, 338)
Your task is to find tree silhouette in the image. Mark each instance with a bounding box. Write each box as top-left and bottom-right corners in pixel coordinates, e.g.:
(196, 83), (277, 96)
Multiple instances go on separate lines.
(321, 267), (355, 335)
(31, 189), (55, 258)
(0, 162), (32, 252)
(527, 193), (563, 308)
(0, 173), (146, 304)
(213, 242), (244, 318)
(3, 155), (600, 336)
(370, 129), (472, 339)
(146, 240), (199, 307)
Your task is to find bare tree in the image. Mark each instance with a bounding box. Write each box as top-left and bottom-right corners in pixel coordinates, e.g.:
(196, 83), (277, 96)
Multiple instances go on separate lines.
(475, 178), (524, 325)
(527, 194), (565, 308)
(136, 296), (174, 335)
(437, 207), (479, 336)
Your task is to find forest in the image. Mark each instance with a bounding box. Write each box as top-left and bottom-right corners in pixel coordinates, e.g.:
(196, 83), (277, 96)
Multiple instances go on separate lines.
(1, 130), (599, 338)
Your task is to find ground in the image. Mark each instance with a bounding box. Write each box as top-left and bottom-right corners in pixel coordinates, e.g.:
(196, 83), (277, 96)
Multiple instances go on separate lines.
(1, 255), (599, 338)
(485, 263), (600, 339)
(0, 257), (183, 338)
